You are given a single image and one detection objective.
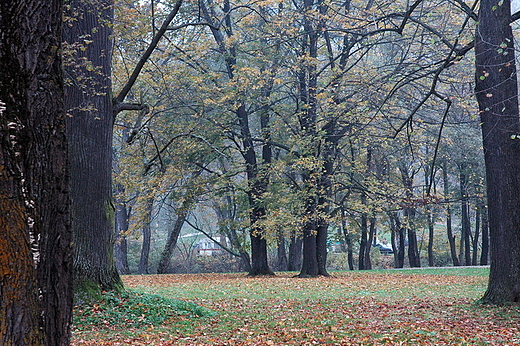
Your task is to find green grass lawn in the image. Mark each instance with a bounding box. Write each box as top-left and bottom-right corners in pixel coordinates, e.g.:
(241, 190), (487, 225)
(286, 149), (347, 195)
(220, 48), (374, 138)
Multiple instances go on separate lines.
(72, 267), (520, 345)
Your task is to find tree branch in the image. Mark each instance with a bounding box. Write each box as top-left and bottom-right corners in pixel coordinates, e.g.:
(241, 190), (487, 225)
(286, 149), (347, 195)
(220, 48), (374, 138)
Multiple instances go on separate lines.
(184, 219), (241, 257)
(113, 0), (183, 112)
(113, 102), (149, 115)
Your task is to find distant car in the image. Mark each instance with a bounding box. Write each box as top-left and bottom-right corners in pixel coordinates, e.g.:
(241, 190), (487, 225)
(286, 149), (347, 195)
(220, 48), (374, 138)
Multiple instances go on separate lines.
(375, 242), (393, 255)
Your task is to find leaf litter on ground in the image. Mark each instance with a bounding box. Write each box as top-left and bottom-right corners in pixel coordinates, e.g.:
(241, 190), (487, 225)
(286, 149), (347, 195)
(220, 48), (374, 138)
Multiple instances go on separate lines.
(72, 268), (520, 345)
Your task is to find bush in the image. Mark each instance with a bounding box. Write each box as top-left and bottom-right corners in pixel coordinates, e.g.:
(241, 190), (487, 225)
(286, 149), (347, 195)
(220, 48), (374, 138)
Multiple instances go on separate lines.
(73, 290), (215, 330)
(327, 252), (354, 271)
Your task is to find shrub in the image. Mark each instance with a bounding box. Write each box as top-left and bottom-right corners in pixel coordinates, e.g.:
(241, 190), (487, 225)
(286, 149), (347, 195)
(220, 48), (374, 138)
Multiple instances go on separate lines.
(73, 290), (215, 330)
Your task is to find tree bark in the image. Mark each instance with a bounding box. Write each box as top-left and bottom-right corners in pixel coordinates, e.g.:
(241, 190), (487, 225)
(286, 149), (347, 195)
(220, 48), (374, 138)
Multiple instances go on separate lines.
(389, 212), (405, 269)
(0, 173), (43, 345)
(424, 161), (435, 267)
(1, 0), (73, 343)
(341, 209), (355, 271)
(64, 0), (123, 296)
(157, 201), (190, 274)
(400, 164), (420, 267)
(442, 162), (459, 266)
(472, 200), (481, 266)
(300, 219), (319, 277)
(359, 210), (369, 270)
(297, 0), (331, 278)
(115, 200), (130, 275)
(480, 199), (489, 266)
(475, 0), (520, 304)
(138, 197), (153, 274)
(276, 232), (288, 271)
(238, 103), (273, 276)
(287, 234), (303, 271)
(459, 165), (472, 266)
(407, 227), (421, 268)
(427, 210), (435, 267)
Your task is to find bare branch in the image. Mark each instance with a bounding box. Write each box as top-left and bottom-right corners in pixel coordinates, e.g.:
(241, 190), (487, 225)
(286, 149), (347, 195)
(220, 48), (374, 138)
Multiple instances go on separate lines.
(184, 219), (241, 257)
(113, 102), (149, 115)
(114, 0), (183, 110)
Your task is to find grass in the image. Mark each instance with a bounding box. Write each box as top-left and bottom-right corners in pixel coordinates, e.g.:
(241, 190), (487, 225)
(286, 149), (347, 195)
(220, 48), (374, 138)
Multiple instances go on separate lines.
(72, 267), (520, 345)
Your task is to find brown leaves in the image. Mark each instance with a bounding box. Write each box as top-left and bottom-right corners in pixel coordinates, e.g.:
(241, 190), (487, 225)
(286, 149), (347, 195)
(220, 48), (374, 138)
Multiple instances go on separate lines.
(72, 271), (520, 345)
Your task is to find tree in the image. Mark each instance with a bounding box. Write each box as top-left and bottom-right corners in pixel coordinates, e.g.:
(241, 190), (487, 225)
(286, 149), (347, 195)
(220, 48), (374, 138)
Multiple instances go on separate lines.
(64, 0), (123, 295)
(0, 0), (73, 344)
(475, 0), (520, 304)
(442, 160), (460, 266)
(198, 0), (275, 276)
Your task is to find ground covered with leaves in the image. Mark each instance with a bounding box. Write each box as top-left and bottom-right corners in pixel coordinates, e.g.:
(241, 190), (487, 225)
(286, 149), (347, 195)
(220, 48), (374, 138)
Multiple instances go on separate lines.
(72, 267), (520, 345)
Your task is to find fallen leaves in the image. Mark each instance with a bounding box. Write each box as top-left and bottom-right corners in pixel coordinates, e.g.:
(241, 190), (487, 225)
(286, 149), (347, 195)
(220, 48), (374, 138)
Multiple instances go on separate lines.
(72, 269), (520, 345)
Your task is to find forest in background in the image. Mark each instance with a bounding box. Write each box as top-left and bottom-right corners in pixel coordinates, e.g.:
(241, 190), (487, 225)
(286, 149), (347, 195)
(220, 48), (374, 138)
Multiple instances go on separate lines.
(109, 0), (489, 274)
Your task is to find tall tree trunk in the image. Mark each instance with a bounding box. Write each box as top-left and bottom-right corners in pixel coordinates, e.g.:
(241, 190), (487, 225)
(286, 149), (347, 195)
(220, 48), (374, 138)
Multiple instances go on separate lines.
(472, 201), (481, 266)
(240, 107), (273, 276)
(277, 232), (288, 271)
(297, 0), (331, 278)
(315, 122), (336, 276)
(427, 210), (435, 267)
(157, 202), (190, 274)
(480, 199), (489, 266)
(366, 215), (376, 269)
(341, 209), (355, 270)
(201, 0), (273, 276)
(389, 212), (405, 269)
(115, 200), (130, 275)
(400, 165), (420, 267)
(424, 160), (435, 267)
(359, 208), (368, 270)
(475, 0), (520, 304)
(0, 0), (73, 343)
(459, 165), (472, 265)
(287, 234), (303, 271)
(442, 162), (459, 266)
(407, 226), (421, 268)
(64, 0), (123, 296)
(138, 197), (153, 274)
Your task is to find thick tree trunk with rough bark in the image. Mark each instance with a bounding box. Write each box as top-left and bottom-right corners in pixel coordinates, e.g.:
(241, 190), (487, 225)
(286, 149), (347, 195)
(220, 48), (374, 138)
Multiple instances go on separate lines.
(0, 178), (42, 345)
(475, 0), (520, 304)
(0, 0), (73, 343)
(64, 0), (123, 296)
